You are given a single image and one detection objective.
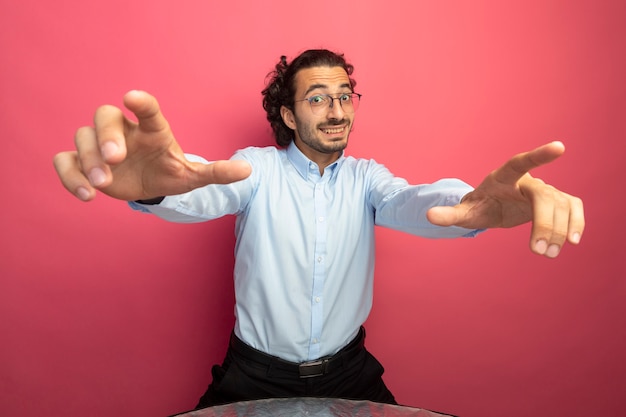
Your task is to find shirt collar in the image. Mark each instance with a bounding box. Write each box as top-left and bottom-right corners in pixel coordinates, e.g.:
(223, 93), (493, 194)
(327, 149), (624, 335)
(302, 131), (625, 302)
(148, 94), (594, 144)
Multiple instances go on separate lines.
(286, 141), (344, 181)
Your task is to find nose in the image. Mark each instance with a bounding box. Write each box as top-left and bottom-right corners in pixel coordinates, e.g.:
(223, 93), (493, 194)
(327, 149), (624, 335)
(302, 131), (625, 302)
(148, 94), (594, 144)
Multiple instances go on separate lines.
(327, 98), (346, 118)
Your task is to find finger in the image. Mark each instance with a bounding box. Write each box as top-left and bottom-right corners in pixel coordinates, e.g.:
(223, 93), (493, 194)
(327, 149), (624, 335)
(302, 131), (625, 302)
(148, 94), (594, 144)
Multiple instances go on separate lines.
(123, 90), (170, 134)
(495, 141), (566, 185)
(567, 195), (585, 245)
(528, 184), (555, 256)
(75, 126), (113, 188)
(191, 160), (253, 186)
(53, 151), (96, 201)
(93, 104), (128, 165)
(530, 187), (571, 258)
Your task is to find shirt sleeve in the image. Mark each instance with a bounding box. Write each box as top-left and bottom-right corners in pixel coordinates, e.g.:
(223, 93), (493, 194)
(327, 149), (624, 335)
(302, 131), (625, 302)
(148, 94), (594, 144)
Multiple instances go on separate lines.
(368, 161), (483, 238)
(128, 152), (255, 223)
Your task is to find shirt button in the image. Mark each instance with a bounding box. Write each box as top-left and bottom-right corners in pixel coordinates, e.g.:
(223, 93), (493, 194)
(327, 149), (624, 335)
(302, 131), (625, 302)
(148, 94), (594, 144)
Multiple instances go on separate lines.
(318, 217), (325, 222)
(315, 297), (321, 303)
(312, 338), (319, 344)
(317, 257), (323, 263)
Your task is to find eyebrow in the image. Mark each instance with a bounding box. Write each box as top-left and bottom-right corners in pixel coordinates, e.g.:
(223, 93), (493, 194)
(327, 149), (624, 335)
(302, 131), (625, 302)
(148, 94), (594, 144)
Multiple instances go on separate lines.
(304, 82), (353, 96)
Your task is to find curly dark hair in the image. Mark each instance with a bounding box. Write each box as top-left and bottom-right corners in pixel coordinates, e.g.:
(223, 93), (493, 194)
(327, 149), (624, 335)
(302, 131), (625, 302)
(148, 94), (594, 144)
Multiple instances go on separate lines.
(261, 49), (356, 147)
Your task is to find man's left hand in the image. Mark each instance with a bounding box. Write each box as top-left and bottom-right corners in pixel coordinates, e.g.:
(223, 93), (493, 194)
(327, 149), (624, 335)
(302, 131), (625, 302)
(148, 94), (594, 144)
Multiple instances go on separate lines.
(427, 141), (585, 258)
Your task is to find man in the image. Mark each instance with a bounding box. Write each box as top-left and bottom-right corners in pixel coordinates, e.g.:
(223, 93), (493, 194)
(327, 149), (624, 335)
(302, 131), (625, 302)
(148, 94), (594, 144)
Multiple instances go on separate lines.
(53, 49), (584, 408)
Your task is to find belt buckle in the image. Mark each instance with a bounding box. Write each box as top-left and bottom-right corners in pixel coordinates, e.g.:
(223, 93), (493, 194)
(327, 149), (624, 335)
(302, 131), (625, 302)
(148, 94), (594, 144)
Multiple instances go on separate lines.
(298, 358), (329, 378)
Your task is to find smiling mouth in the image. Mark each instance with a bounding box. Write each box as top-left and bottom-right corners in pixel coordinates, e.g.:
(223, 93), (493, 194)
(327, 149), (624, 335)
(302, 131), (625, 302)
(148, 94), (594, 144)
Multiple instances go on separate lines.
(321, 126), (346, 135)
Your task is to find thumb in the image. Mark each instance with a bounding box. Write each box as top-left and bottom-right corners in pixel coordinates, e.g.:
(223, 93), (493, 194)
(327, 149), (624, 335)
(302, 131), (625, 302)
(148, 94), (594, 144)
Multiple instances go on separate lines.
(191, 160), (253, 186)
(426, 205), (464, 227)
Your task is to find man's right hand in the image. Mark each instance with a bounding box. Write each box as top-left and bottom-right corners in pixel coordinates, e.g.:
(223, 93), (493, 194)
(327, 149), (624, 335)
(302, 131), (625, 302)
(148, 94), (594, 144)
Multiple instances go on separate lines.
(53, 90), (252, 202)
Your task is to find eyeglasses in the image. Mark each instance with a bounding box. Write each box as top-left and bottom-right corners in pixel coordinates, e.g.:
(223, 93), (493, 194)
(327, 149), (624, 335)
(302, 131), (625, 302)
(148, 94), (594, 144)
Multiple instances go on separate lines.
(295, 93), (362, 114)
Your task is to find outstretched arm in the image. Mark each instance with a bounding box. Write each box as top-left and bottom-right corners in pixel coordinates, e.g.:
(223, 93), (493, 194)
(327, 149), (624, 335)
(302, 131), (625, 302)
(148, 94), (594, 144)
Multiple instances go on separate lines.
(426, 141), (585, 258)
(53, 90), (251, 202)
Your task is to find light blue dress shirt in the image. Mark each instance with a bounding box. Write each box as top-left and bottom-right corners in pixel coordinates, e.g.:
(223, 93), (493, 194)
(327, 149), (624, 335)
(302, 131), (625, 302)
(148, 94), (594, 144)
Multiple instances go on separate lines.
(131, 142), (479, 362)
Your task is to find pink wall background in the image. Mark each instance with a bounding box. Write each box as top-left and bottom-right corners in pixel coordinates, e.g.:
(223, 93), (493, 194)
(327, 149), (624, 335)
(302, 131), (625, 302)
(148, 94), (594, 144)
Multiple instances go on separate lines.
(1, 1), (624, 416)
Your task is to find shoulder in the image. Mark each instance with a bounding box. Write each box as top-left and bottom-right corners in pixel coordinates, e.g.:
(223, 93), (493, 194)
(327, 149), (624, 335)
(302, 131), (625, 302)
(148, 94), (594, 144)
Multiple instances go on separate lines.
(233, 146), (283, 163)
(341, 155), (391, 175)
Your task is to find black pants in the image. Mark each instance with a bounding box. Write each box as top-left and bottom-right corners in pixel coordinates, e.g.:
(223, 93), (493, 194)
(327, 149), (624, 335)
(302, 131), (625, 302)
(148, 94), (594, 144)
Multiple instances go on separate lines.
(196, 328), (397, 408)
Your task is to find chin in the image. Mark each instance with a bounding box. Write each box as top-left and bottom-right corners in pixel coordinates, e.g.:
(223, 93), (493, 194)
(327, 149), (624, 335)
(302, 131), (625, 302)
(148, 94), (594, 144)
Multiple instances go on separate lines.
(324, 140), (348, 153)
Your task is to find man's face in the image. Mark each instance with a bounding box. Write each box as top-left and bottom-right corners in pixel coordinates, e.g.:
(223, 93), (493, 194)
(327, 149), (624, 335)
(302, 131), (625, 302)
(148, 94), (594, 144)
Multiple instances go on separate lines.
(281, 66), (355, 163)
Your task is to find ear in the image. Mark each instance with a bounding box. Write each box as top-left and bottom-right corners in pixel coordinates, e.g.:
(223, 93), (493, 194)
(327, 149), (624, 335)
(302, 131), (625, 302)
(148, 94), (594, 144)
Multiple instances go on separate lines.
(280, 105), (296, 130)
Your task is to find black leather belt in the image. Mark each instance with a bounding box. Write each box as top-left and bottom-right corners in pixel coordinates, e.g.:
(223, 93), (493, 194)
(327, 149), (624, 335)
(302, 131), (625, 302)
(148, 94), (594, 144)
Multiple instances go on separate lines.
(229, 327), (366, 379)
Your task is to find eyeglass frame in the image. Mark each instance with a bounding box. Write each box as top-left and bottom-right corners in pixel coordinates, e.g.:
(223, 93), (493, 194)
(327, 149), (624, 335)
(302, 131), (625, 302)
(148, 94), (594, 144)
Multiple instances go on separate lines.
(293, 92), (362, 113)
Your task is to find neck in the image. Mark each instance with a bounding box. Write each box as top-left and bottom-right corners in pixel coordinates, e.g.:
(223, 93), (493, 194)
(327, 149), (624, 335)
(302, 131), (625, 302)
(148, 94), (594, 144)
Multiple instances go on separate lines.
(294, 143), (341, 174)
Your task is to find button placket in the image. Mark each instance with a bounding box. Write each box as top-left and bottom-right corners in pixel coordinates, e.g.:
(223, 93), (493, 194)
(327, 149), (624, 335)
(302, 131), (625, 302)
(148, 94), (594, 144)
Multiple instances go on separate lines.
(309, 177), (328, 360)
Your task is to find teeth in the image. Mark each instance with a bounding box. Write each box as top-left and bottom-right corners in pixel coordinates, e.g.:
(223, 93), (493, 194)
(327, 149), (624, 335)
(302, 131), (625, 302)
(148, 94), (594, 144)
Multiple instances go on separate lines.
(322, 127), (344, 134)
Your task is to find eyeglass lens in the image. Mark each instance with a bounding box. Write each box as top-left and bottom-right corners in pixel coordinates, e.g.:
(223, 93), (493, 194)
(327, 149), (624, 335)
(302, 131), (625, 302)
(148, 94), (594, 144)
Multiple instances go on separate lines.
(308, 94), (360, 114)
